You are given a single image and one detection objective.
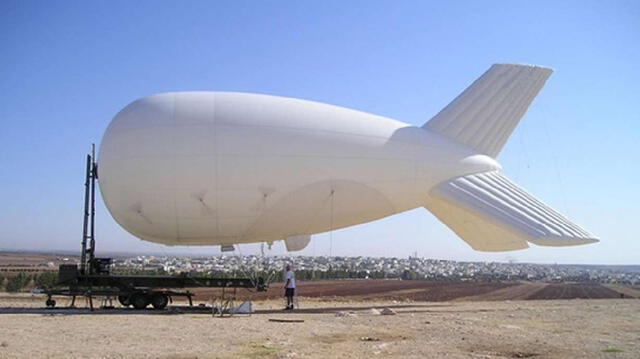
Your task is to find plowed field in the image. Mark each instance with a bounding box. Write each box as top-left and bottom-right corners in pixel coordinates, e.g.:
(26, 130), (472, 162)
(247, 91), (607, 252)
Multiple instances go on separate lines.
(526, 282), (622, 300)
(192, 280), (632, 302)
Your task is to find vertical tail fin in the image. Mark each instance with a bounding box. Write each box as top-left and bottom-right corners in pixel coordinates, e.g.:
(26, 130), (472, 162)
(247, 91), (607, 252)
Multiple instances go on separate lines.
(423, 64), (553, 158)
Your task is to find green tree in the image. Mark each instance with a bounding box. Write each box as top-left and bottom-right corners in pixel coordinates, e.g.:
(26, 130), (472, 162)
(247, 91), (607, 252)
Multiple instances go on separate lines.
(35, 271), (59, 289)
(6, 273), (30, 293)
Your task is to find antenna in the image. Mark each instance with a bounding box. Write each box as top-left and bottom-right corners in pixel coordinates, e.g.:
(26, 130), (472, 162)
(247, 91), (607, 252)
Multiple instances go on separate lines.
(80, 144), (98, 275)
(89, 144), (97, 269)
(80, 153), (91, 275)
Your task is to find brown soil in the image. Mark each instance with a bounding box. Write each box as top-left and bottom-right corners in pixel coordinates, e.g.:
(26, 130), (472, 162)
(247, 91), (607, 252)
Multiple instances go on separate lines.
(192, 280), (632, 302)
(526, 283), (622, 300)
(604, 284), (640, 298)
(455, 281), (549, 301)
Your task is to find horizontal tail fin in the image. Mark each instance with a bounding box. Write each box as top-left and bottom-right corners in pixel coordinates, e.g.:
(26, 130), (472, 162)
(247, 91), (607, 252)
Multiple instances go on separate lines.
(425, 171), (598, 252)
(423, 64), (553, 158)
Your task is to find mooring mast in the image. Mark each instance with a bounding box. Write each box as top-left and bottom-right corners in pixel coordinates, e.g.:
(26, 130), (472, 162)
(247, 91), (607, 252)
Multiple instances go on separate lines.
(43, 145), (266, 310)
(80, 144), (97, 275)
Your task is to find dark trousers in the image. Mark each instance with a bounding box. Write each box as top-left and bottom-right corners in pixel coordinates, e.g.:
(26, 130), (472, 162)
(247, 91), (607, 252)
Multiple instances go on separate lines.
(285, 288), (295, 308)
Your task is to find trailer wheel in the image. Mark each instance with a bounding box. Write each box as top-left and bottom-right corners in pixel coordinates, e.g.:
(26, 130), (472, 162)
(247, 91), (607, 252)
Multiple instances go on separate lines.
(46, 299), (56, 308)
(130, 293), (149, 309)
(118, 295), (130, 307)
(151, 293), (169, 310)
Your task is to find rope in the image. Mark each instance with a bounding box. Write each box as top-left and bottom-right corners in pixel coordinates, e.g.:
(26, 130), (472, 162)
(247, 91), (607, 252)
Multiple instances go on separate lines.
(233, 244), (256, 290)
(541, 115), (571, 217)
(329, 189), (335, 257)
(234, 243), (277, 292)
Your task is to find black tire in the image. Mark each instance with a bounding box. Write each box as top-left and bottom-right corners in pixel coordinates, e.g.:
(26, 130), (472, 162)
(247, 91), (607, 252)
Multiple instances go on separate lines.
(45, 299), (56, 308)
(130, 292), (150, 310)
(118, 295), (130, 307)
(150, 293), (169, 310)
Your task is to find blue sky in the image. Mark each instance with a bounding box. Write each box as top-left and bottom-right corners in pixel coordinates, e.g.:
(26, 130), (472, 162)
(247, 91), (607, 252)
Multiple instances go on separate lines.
(1, 1), (638, 264)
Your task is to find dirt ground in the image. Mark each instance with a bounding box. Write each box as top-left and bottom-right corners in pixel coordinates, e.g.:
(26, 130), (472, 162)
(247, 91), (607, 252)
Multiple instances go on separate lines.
(0, 294), (638, 358)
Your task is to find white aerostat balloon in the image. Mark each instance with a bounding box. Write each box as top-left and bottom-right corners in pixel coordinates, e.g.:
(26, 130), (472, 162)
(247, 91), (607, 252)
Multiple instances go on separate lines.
(98, 64), (598, 252)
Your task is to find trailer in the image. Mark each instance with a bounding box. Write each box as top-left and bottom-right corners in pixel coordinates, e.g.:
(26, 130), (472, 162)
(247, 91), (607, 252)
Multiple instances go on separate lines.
(42, 146), (267, 310)
(45, 263), (265, 310)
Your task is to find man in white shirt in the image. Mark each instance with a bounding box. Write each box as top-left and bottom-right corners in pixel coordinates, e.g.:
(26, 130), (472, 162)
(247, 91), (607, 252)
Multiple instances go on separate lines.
(283, 264), (296, 310)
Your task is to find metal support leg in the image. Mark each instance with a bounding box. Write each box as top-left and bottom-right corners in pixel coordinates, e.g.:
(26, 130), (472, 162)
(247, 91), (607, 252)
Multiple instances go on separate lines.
(88, 292), (94, 311)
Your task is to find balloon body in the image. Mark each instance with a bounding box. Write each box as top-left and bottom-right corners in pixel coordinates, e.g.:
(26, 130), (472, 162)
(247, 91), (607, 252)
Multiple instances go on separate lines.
(99, 92), (496, 246)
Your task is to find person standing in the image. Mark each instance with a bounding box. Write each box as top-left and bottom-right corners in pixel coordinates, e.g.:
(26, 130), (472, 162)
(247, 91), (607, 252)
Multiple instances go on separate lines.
(283, 264), (296, 310)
